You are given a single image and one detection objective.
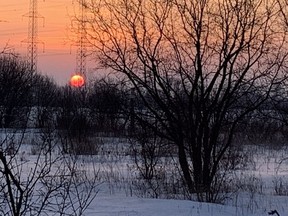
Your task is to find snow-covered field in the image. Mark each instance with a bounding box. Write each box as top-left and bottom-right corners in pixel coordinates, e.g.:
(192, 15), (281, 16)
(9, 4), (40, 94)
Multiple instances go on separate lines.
(2, 130), (288, 216)
(84, 144), (288, 216)
(68, 141), (288, 216)
(86, 194), (237, 216)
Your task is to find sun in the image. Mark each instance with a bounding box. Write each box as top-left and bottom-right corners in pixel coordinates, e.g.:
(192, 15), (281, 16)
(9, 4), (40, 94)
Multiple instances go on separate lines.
(70, 74), (85, 87)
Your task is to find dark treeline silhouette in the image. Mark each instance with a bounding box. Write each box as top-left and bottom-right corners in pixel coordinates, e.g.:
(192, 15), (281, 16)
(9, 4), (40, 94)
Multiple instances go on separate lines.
(2, 53), (288, 196)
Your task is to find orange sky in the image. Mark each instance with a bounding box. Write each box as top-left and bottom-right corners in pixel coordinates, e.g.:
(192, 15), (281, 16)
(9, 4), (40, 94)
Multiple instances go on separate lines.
(0, 0), (92, 85)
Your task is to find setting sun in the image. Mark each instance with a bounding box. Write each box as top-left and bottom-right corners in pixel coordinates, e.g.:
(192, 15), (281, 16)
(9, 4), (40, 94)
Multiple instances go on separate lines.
(70, 74), (85, 87)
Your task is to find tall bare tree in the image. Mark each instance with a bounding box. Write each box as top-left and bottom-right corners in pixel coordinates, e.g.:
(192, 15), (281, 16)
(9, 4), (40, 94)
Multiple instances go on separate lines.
(82, 0), (288, 202)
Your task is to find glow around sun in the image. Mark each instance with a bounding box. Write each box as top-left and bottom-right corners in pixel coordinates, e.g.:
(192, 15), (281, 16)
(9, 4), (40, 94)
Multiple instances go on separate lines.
(70, 74), (85, 87)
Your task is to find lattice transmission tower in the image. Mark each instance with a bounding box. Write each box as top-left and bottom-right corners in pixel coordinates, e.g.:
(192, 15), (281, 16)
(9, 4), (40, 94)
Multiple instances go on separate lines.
(75, 0), (87, 77)
(23, 0), (44, 72)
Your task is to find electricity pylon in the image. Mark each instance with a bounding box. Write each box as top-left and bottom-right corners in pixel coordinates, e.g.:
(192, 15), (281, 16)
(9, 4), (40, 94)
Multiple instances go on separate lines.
(23, 0), (44, 72)
(75, 0), (87, 77)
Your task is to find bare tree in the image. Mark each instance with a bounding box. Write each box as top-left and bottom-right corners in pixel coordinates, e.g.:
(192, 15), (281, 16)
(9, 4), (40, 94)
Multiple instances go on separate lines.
(0, 129), (98, 216)
(32, 74), (59, 128)
(0, 43), (16, 57)
(82, 0), (288, 202)
(88, 77), (126, 136)
(0, 55), (35, 128)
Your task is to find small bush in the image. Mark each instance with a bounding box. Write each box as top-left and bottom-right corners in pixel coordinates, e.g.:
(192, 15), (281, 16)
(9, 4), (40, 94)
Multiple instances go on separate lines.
(273, 176), (288, 196)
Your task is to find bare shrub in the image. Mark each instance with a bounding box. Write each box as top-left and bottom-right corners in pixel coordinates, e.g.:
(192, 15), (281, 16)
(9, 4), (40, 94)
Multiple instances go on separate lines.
(59, 133), (101, 156)
(128, 124), (172, 198)
(0, 129), (99, 216)
(273, 176), (288, 196)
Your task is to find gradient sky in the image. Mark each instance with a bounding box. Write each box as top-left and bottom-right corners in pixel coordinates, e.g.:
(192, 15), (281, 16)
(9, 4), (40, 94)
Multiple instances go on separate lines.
(0, 0), (92, 85)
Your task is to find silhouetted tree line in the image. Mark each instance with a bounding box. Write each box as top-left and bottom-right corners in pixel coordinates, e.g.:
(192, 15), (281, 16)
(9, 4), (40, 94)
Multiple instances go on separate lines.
(1, 53), (288, 144)
(2, 53), (288, 142)
(0, 55), (124, 133)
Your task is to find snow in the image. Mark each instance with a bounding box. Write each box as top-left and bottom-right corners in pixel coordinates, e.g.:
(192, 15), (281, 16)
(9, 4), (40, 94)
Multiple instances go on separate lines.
(85, 194), (236, 216)
(82, 144), (288, 216)
(2, 130), (288, 216)
(85, 193), (288, 216)
(83, 192), (288, 216)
